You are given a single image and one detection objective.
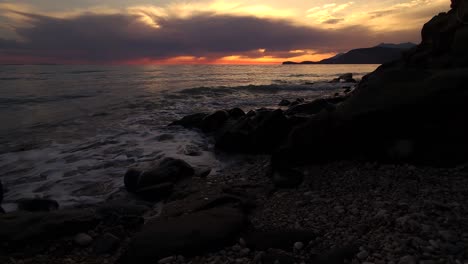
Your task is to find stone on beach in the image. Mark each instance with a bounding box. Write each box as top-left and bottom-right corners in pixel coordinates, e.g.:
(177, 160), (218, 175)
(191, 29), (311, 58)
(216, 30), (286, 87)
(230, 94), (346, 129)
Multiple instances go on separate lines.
(124, 157), (195, 201)
(121, 206), (247, 264)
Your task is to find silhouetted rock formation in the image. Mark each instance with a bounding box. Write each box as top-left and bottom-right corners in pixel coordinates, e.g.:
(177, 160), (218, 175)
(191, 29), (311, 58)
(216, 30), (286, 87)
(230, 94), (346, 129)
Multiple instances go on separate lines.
(283, 43), (416, 65)
(274, 3), (468, 168)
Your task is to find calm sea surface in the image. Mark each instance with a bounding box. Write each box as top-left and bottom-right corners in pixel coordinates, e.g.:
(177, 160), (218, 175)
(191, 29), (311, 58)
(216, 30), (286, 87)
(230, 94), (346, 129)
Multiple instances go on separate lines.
(0, 64), (379, 210)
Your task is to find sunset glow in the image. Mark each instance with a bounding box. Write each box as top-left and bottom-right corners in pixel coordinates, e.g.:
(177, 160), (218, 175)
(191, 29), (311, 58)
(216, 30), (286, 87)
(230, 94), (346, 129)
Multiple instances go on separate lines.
(0, 0), (450, 64)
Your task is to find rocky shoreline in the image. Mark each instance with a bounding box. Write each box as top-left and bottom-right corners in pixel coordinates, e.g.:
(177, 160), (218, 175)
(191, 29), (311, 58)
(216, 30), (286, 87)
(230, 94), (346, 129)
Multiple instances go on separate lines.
(2, 3), (468, 264)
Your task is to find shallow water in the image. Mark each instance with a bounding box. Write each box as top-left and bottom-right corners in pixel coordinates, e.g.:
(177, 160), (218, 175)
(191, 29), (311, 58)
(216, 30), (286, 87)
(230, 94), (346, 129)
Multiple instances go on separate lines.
(0, 64), (379, 210)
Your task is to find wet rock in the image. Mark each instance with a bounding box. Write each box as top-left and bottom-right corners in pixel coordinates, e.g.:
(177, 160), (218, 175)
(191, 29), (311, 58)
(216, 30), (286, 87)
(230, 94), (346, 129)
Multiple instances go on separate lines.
(279, 99), (291, 106)
(93, 233), (120, 254)
(0, 209), (100, 246)
(200, 110), (230, 132)
(339, 73), (356, 83)
(17, 198), (59, 212)
(121, 207), (246, 264)
(125, 158), (195, 201)
(216, 109), (290, 153)
(169, 113), (208, 128)
(74, 233), (93, 247)
(228, 108), (246, 119)
(286, 98), (335, 115)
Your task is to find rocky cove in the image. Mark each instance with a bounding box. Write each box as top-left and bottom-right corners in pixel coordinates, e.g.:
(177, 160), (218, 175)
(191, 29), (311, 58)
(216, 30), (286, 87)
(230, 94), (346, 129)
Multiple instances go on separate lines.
(2, 3), (468, 264)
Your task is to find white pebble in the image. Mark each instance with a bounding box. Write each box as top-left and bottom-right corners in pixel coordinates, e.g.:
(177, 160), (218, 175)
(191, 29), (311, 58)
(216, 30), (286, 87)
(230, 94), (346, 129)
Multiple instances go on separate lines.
(294, 241), (304, 250)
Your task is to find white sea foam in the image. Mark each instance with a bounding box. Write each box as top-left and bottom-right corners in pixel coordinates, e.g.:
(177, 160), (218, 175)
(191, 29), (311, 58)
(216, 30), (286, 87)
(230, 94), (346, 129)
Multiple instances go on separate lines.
(0, 64), (379, 210)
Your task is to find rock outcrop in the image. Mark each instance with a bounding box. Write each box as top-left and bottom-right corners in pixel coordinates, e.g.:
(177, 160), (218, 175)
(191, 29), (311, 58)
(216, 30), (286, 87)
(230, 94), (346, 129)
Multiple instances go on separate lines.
(273, 3), (468, 168)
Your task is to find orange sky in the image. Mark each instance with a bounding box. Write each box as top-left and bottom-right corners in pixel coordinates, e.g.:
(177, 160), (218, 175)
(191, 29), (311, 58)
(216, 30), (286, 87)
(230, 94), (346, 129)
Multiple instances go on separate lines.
(0, 0), (450, 64)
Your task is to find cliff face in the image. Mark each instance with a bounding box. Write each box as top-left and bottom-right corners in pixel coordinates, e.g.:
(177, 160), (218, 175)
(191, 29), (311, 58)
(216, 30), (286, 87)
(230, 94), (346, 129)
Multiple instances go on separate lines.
(273, 3), (468, 168)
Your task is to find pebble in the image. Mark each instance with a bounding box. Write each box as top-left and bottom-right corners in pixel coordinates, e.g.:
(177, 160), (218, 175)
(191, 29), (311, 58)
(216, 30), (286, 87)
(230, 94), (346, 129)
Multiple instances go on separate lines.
(294, 241), (304, 251)
(74, 233), (93, 246)
(240, 248), (250, 256)
(239, 238), (246, 247)
(357, 250), (369, 260)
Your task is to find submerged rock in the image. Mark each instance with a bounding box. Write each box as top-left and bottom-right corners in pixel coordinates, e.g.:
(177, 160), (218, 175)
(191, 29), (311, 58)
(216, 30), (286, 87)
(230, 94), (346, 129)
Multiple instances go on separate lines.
(121, 207), (246, 263)
(279, 99), (291, 106)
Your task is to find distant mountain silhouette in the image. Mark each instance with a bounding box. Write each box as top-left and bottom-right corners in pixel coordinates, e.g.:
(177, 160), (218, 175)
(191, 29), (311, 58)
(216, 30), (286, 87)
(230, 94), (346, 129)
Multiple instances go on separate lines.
(283, 43), (417, 65)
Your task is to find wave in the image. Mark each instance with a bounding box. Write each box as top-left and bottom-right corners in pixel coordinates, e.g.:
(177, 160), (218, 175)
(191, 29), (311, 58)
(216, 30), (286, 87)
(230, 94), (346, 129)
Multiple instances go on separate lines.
(0, 94), (95, 106)
(178, 83), (342, 96)
(66, 70), (108, 75)
(0, 77), (48, 81)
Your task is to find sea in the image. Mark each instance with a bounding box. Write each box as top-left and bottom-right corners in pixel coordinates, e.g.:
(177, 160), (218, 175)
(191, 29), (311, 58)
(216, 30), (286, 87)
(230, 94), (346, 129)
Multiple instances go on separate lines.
(0, 64), (379, 211)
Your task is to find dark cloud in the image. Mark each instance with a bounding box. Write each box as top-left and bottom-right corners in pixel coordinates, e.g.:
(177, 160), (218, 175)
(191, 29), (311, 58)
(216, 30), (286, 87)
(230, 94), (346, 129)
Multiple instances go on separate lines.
(322, 18), (344, 24)
(0, 11), (419, 63)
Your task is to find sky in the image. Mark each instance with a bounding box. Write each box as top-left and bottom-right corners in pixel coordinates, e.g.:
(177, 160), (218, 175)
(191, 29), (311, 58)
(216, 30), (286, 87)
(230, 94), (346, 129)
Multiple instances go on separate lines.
(0, 0), (450, 64)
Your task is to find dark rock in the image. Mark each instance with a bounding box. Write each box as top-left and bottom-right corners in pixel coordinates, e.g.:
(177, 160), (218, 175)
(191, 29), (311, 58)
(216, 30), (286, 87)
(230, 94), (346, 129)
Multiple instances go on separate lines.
(344, 87), (352, 93)
(93, 233), (120, 254)
(286, 98), (335, 116)
(271, 168), (304, 188)
(162, 192), (251, 218)
(121, 207), (246, 263)
(279, 99), (291, 106)
(244, 229), (316, 250)
(339, 73), (357, 83)
(274, 9), (468, 169)
(97, 201), (150, 217)
(125, 158), (194, 198)
(200, 110), (230, 132)
(196, 167), (212, 178)
(228, 108), (246, 119)
(124, 169), (142, 193)
(169, 113), (208, 128)
(290, 98), (305, 106)
(0, 209), (100, 246)
(17, 198), (59, 212)
(135, 182), (174, 202)
(0, 207), (4, 214)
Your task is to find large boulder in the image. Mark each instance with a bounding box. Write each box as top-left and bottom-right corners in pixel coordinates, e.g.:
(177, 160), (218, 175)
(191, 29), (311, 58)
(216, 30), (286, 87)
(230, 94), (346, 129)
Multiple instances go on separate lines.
(121, 207), (246, 264)
(0, 209), (100, 246)
(216, 109), (291, 153)
(124, 158), (195, 201)
(273, 4), (468, 168)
